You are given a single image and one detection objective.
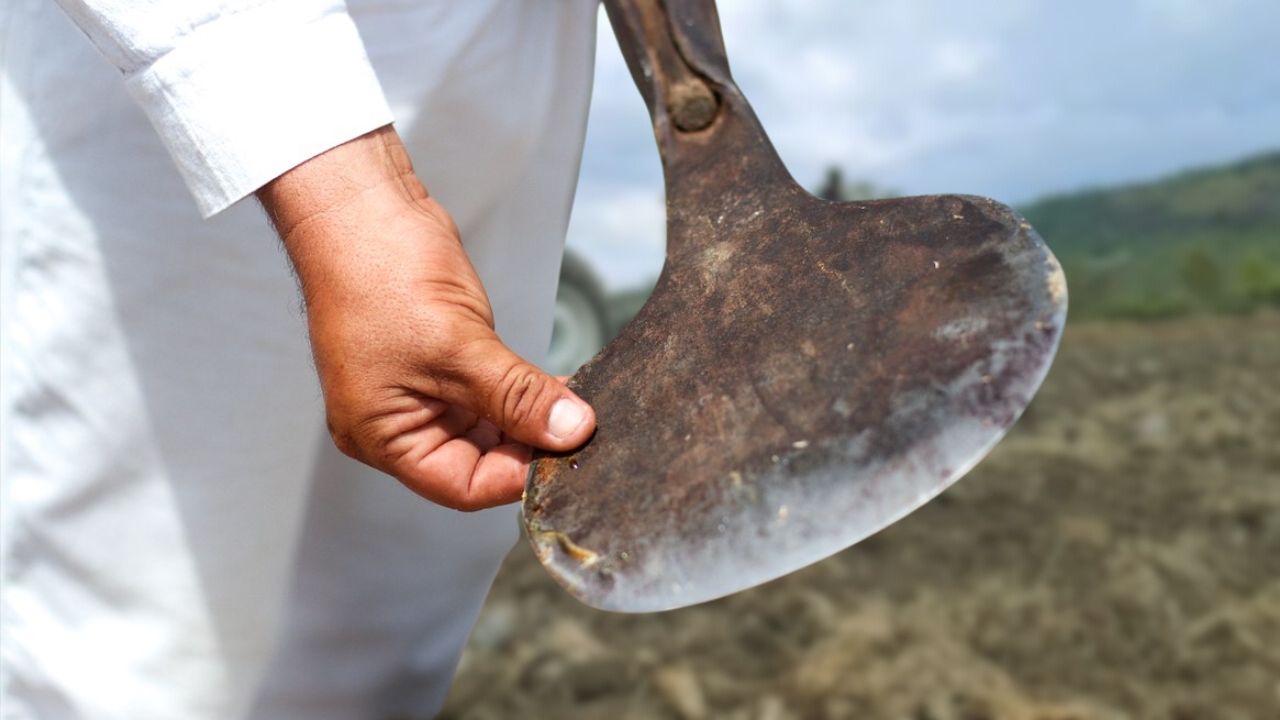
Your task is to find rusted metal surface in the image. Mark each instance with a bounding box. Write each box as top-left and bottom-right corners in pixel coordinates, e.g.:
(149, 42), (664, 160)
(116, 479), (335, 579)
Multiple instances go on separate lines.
(524, 0), (1067, 612)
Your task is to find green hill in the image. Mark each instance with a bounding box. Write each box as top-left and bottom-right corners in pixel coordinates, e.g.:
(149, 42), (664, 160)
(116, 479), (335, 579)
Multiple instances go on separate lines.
(1017, 151), (1280, 320)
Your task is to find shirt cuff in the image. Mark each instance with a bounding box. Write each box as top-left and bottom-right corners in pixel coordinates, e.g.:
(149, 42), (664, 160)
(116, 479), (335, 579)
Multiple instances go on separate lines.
(123, 2), (394, 218)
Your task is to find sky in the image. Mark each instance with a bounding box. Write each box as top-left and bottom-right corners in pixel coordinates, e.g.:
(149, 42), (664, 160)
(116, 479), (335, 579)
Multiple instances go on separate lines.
(565, 0), (1280, 290)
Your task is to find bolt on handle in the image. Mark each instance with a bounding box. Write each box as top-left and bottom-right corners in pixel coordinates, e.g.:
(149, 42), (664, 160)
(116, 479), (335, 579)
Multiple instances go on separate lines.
(603, 0), (734, 132)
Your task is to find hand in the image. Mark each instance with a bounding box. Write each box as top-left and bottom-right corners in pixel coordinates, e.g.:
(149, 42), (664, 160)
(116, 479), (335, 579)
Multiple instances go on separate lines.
(257, 126), (596, 510)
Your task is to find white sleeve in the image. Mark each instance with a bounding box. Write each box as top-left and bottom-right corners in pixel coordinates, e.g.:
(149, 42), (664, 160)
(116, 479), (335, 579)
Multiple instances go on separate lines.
(55, 0), (395, 217)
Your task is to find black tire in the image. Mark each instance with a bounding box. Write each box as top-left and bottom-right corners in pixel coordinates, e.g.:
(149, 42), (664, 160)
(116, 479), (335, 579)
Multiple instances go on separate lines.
(546, 250), (610, 375)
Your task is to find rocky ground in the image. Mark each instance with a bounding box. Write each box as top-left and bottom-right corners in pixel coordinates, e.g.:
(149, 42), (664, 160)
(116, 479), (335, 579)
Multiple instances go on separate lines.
(438, 313), (1280, 720)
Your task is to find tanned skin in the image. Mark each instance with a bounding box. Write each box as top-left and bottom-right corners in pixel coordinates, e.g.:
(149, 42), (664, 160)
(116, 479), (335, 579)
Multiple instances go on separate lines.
(257, 125), (596, 511)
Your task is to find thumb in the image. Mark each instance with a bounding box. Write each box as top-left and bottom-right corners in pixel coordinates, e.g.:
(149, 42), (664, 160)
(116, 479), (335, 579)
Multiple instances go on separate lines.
(458, 341), (596, 451)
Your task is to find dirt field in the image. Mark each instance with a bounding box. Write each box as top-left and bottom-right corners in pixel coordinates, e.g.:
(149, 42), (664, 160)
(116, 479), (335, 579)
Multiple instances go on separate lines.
(438, 313), (1280, 720)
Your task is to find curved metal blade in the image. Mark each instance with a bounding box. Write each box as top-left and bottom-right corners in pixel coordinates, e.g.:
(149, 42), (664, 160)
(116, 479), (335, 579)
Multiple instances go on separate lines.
(525, 194), (1067, 612)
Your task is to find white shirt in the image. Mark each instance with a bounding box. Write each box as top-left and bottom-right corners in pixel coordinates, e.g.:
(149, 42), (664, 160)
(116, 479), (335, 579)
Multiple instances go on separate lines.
(1, 2), (596, 717)
(55, 0), (394, 217)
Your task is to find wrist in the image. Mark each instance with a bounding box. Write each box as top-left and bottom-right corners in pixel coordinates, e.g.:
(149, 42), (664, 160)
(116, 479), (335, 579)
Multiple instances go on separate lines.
(256, 124), (424, 242)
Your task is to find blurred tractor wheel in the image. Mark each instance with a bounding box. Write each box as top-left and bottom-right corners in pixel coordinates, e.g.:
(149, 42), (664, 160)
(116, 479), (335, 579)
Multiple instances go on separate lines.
(546, 250), (610, 376)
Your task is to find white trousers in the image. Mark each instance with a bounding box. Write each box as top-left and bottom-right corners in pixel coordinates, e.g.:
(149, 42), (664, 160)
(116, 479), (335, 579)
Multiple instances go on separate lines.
(0, 1), (597, 718)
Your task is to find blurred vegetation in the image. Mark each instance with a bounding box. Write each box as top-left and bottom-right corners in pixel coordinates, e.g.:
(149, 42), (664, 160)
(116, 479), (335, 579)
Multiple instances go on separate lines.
(1016, 150), (1280, 321)
(816, 151), (1280, 322)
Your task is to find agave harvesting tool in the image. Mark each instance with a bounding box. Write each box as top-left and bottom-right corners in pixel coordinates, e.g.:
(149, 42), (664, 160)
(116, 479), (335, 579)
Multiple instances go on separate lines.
(524, 0), (1067, 612)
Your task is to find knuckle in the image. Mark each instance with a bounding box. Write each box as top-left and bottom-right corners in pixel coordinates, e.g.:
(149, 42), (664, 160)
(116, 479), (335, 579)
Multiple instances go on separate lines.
(324, 403), (382, 466)
(325, 417), (360, 459)
(496, 363), (545, 429)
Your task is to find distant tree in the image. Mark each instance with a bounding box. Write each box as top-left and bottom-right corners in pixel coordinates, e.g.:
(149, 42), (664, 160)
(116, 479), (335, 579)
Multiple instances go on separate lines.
(817, 166), (845, 201)
(816, 165), (896, 202)
(1239, 253), (1280, 305)
(1180, 247), (1223, 306)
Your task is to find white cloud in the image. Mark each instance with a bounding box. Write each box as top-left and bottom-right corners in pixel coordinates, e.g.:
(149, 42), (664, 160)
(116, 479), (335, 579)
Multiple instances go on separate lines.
(929, 40), (997, 83)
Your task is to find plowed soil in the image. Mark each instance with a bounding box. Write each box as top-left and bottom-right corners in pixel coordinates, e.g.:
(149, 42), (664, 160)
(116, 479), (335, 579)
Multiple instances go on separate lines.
(439, 313), (1280, 720)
